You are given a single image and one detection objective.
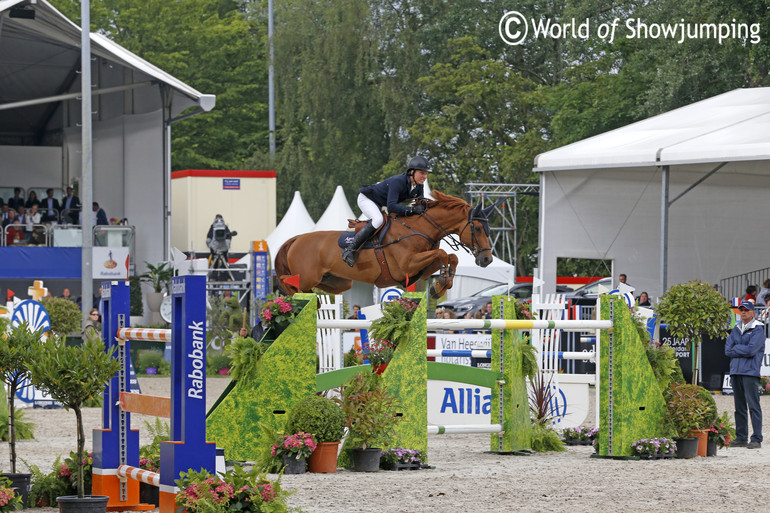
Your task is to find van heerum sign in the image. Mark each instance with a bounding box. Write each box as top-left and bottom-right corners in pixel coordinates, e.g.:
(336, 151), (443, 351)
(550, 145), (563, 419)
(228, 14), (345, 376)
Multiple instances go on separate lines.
(187, 320), (205, 398)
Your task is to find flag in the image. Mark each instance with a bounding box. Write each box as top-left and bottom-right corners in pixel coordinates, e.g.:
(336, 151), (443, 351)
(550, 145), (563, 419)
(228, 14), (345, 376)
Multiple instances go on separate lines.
(284, 274), (300, 289)
(6, 289), (14, 302)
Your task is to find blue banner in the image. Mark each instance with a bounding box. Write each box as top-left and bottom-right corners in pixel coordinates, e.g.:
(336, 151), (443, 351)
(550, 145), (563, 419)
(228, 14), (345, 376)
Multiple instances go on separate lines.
(0, 248), (81, 279)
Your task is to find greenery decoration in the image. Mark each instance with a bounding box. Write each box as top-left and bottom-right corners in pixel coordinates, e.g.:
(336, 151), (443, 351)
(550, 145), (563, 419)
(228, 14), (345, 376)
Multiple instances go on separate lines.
(40, 296), (81, 338)
(563, 426), (598, 442)
(708, 411), (736, 449)
(662, 383), (714, 438)
(271, 432), (316, 460)
(366, 339), (397, 366)
(0, 400), (34, 444)
(521, 342), (538, 380)
(645, 341), (685, 392)
(656, 279), (732, 383)
(129, 276), (144, 317)
(207, 296), (244, 350)
(24, 456), (74, 507)
(285, 395), (344, 444)
(0, 474), (23, 512)
(528, 371), (557, 426)
(368, 297), (419, 346)
(339, 372), (401, 449)
(207, 352), (233, 375)
(137, 350), (163, 371)
(260, 295), (298, 332)
(0, 322), (41, 472)
(29, 333), (120, 498)
(380, 447), (424, 467)
(139, 418), (169, 472)
(630, 437), (676, 456)
(224, 335), (269, 384)
(529, 423), (566, 453)
(139, 261), (173, 294)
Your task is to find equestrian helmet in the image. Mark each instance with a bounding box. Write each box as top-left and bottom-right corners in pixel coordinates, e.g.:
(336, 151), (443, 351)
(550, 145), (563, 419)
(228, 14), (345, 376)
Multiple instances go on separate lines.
(407, 155), (431, 173)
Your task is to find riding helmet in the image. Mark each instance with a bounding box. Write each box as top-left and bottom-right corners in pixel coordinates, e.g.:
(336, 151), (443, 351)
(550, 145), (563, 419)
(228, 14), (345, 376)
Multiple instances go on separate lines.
(407, 155), (431, 173)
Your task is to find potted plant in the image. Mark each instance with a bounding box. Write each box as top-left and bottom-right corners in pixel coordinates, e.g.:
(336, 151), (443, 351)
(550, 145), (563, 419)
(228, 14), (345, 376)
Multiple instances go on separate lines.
(662, 383), (712, 459)
(339, 372), (402, 472)
(270, 432), (316, 474)
(0, 474), (23, 512)
(259, 295), (297, 339)
(0, 321), (42, 506)
(630, 438), (677, 459)
(562, 426), (598, 446)
(707, 411), (736, 456)
(207, 352), (233, 376)
(39, 297), (81, 339)
(285, 395), (344, 473)
(365, 339), (396, 374)
(656, 280), (733, 384)
(137, 350), (163, 375)
(138, 419), (168, 506)
(129, 276), (144, 325)
(28, 332), (120, 511)
(380, 448), (425, 471)
(368, 297), (420, 347)
(139, 262), (173, 324)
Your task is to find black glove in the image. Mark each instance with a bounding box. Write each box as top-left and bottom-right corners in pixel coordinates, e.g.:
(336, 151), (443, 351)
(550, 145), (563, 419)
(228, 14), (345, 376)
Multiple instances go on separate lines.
(408, 204), (426, 216)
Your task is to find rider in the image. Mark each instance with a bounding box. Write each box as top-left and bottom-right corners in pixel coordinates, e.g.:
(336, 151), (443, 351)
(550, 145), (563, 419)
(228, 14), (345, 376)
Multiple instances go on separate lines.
(342, 155), (432, 266)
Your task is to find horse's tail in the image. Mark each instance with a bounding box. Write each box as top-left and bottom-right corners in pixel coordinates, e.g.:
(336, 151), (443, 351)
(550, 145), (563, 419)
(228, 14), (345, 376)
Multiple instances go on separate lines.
(274, 237), (297, 295)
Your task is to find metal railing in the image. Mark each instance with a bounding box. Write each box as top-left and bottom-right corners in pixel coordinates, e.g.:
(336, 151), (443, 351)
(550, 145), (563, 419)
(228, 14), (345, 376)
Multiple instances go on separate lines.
(719, 267), (770, 301)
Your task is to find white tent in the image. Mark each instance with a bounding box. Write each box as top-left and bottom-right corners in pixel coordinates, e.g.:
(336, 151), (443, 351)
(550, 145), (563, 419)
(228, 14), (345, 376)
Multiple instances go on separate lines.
(435, 240), (515, 300)
(535, 87), (770, 299)
(313, 186), (355, 231)
(266, 191), (315, 268)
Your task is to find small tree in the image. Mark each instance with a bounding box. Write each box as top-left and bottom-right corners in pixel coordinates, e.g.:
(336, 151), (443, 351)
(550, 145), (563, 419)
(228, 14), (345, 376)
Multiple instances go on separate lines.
(40, 296), (82, 338)
(656, 279), (732, 384)
(0, 321), (41, 473)
(140, 261), (174, 294)
(29, 333), (120, 498)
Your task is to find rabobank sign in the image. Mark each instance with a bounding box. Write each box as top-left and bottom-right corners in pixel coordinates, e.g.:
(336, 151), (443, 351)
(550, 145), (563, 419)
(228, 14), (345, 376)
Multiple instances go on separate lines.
(186, 320), (205, 399)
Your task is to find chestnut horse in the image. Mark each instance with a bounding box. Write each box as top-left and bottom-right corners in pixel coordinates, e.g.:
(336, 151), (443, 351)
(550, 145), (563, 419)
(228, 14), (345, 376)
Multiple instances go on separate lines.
(275, 190), (496, 298)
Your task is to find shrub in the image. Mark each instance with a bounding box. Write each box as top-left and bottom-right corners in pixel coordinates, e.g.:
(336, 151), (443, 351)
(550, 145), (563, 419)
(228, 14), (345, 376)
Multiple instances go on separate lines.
(40, 296), (81, 337)
(207, 352), (232, 375)
(285, 395), (344, 443)
(138, 350), (164, 370)
(129, 276), (144, 317)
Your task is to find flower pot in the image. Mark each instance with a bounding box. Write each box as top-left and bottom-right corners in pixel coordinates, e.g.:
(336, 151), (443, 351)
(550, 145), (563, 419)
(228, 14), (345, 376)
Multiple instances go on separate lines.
(282, 455), (307, 474)
(56, 495), (110, 513)
(6, 472), (31, 509)
(145, 292), (164, 325)
(373, 363), (388, 375)
(706, 439), (718, 457)
(145, 367), (158, 375)
(351, 447), (382, 472)
(674, 437), (699, 459)
(688, 429), (709, 457)
(139, 482), (159, 506)
(218, 368), (230, 375)
(308, 441), (340, 473)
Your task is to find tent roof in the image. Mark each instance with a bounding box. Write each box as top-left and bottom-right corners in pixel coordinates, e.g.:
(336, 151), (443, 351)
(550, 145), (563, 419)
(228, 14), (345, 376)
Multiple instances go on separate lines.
(0, 0), (214, 142)
(534, 87), (770, 172)
(266, 191), (315, 265)
(313, 185), (355, 231)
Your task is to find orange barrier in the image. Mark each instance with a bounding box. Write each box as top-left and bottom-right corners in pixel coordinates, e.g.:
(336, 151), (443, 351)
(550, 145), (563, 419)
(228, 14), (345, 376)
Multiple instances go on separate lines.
(120, 392), (171, 418)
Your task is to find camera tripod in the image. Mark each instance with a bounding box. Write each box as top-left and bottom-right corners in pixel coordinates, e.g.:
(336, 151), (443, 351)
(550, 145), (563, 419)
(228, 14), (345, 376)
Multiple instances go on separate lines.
(209, 251), (235, 282)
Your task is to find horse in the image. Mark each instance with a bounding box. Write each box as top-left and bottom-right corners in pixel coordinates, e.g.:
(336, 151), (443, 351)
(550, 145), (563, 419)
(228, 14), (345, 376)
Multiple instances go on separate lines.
(275, 190), (497, 298)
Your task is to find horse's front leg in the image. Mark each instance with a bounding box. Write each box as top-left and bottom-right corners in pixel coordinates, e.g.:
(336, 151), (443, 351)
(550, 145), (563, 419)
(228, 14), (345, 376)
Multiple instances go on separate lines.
(398, 250), (458, 298)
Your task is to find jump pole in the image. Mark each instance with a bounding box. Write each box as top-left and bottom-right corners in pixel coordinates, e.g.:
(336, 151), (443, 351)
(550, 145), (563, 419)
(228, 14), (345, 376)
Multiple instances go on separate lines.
(92, 276), (216, 513)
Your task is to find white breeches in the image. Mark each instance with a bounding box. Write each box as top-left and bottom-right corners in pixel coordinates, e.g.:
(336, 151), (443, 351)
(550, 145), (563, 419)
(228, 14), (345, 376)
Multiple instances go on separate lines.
(357, 193), (384, 229)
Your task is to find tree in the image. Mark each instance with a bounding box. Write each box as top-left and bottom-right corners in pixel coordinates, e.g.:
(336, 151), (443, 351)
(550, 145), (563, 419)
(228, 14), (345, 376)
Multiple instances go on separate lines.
(656, 280), (733, 384)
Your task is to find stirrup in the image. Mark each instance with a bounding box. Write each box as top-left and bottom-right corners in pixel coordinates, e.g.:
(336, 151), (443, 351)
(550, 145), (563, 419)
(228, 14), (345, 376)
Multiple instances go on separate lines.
(342, 248), (358, 267)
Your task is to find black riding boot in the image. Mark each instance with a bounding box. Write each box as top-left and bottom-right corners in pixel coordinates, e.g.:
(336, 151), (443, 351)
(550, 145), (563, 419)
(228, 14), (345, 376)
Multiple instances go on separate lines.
(342, 221), (377, 267)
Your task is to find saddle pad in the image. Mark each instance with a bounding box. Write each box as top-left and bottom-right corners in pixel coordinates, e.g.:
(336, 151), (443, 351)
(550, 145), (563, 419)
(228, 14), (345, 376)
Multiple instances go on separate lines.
(337, 232), (377, 250)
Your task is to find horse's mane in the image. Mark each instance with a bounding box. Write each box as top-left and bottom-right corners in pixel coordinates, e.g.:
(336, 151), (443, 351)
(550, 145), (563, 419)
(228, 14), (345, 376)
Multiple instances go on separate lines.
(427, 190), (469, 212)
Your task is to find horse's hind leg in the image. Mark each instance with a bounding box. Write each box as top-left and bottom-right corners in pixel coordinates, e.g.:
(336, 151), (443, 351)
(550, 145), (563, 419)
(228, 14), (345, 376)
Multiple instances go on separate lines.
(317, 273), (354, 294)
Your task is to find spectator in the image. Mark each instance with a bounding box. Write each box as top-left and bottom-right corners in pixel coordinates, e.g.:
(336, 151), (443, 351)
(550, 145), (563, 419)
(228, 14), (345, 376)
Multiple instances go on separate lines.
(483, 301), (493, 319)
(1, 208), (16, 228)
(16, 205), (26, 225)
(61, 186), (81, 224)
(24, 190), (39, 209)
(744, 285), (758, 304)
(61, 288), (74, 301)
(5, 217), (24, 246)
(82, 308), (101, 340)
(25, 204), (41, 227)
(7, 188), (24, 211)
(619, 273), (630, 286)
(240, 318), (269, 342)
(441, 309), (457, 334)
(0, 205), (9, 224)
(758, 279), (770, 306)
(348, 304), (361, 319)
(725, 301), (764, 449)
(461, 311), (475, 334)
(637, 292), (651, 307)
(473, 310), (485, 320)
(93, 202), (109, 226)
(40, 188), (60, 223)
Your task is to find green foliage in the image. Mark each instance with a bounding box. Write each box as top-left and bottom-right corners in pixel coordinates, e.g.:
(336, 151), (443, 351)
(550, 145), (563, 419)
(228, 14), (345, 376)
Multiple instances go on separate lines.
(521, 342), (539, 381)
(207, 296), (243, 350)
(0, 402), (34, 442)
(709, 411), (736, 449)
(631, 311), (651, 344)
(207, 352), (233, 375)
(344, 347), (362, 368)
(339, 372), (401, 449)
(529, 423), (567, 453)
(657, 280), (732, 347)
(139, 418), (170, 472)
(24, 456), (74, 508)
(285, 395), (344, 444)
(137, 350), (164, 370)
(368, 297), (420, 347)
(254, 421), (284, 474)
(645, 342), (684, 392)
(129, 276), (144, 317)
(139, 261), (173, 294)
(528, 371), (557, 426)
(662, 383), (715, 438)
(29, 333), (120, 498)
(224, 335), (269, 384)
(0, 475), (23, 511)
(40, 296), (81, 337)
(0, 323), (42, 472)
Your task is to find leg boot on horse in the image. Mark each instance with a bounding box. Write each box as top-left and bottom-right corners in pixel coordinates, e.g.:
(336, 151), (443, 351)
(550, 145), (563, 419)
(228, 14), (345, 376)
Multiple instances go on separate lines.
(342, 220), (377, 267)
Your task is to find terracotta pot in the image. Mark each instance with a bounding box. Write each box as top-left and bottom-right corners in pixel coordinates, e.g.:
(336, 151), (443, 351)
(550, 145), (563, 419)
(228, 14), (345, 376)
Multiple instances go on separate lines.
(308, 441), (340, 473)
(688, 429), (709, 457)
(373, 363), (388, 375)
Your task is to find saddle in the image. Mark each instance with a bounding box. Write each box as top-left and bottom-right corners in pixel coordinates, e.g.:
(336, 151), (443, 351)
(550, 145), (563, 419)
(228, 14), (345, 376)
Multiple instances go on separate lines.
(337, 214), (401, 287)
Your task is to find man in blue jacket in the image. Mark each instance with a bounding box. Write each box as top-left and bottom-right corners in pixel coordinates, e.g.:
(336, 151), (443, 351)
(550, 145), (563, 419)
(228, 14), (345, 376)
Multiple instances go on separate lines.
(341, 155), (431, 266)
(725, 300), (765, 448)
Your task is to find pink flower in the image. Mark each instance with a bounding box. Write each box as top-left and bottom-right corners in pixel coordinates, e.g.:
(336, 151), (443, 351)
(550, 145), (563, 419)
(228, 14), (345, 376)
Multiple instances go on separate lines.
(258, 483), (276, 502)
(262, 308), (272, 320)
(278, 301), (292, 313)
